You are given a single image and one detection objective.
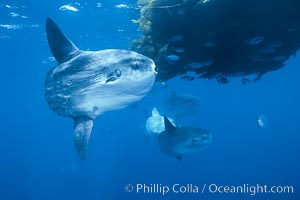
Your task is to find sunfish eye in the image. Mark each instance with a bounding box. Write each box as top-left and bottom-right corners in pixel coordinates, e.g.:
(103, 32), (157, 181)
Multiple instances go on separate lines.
(105, 69), (121, 83)
(115, 68), (121, 77)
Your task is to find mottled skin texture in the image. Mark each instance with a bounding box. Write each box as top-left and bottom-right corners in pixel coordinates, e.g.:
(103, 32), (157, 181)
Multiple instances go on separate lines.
(45, 50), (156, 118)
(45, 18), (156, 160)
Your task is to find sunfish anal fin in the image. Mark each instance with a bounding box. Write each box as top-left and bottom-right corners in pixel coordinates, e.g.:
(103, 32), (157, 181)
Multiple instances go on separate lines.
(46, 18), (79, 64)
(73, 117), (94, 160)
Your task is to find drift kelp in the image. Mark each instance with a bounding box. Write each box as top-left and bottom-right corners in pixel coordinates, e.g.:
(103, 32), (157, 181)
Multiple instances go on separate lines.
(131, 0), (300, 83)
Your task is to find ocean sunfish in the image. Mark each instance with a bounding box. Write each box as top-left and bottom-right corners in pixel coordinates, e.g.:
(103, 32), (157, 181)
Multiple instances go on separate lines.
(158, 116), (211, 161)
(44, 18), (156, 160)
(163, 91), (201, 121)
(145, 107), (175, 135)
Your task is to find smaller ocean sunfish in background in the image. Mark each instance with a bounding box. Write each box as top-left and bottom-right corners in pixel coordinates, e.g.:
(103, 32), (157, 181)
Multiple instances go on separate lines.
(158, 116), (212, 161)
(163, 91), (201, 121)
(146, 107), (175, 135)
(44, 18), (156, 160)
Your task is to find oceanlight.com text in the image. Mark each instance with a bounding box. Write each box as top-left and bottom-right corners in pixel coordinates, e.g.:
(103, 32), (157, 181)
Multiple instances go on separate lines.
(124, 183), (294, 196)
(207, 183), (294, 196)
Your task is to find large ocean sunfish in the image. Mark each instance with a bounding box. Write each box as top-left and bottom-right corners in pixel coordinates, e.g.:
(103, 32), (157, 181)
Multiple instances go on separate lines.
(44, 18), (156, 160)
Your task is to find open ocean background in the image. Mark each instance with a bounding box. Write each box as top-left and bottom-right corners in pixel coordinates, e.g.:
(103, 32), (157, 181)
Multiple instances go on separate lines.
(0, 0), (299, 199)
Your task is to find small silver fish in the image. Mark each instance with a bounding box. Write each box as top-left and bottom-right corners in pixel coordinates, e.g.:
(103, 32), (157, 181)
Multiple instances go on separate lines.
(168, 34), (183, 42)
(245, 36), (264, 45)
(173, 47), (185, 53)
(166, 55), (180, 62)
(203, 41), (216, 47)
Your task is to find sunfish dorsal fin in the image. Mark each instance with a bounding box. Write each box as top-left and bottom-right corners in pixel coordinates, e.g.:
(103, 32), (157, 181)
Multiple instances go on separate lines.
(152, 107), (160, 117)
(46, 18), (79, 63)
(164, 115), (176, 132)
(73, 117), (94, 160)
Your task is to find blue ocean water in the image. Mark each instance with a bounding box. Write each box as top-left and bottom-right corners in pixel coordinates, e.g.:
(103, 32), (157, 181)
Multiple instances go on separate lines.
(0, 1), (299, 200)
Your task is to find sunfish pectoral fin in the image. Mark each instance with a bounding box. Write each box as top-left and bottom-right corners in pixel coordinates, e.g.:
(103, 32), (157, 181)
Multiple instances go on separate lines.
(46, 18), (79, 64)
(73, 117), (94, 160)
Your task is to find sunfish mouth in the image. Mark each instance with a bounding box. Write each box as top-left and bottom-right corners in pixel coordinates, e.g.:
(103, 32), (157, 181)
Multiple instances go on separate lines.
(153, 67), (158, 75)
